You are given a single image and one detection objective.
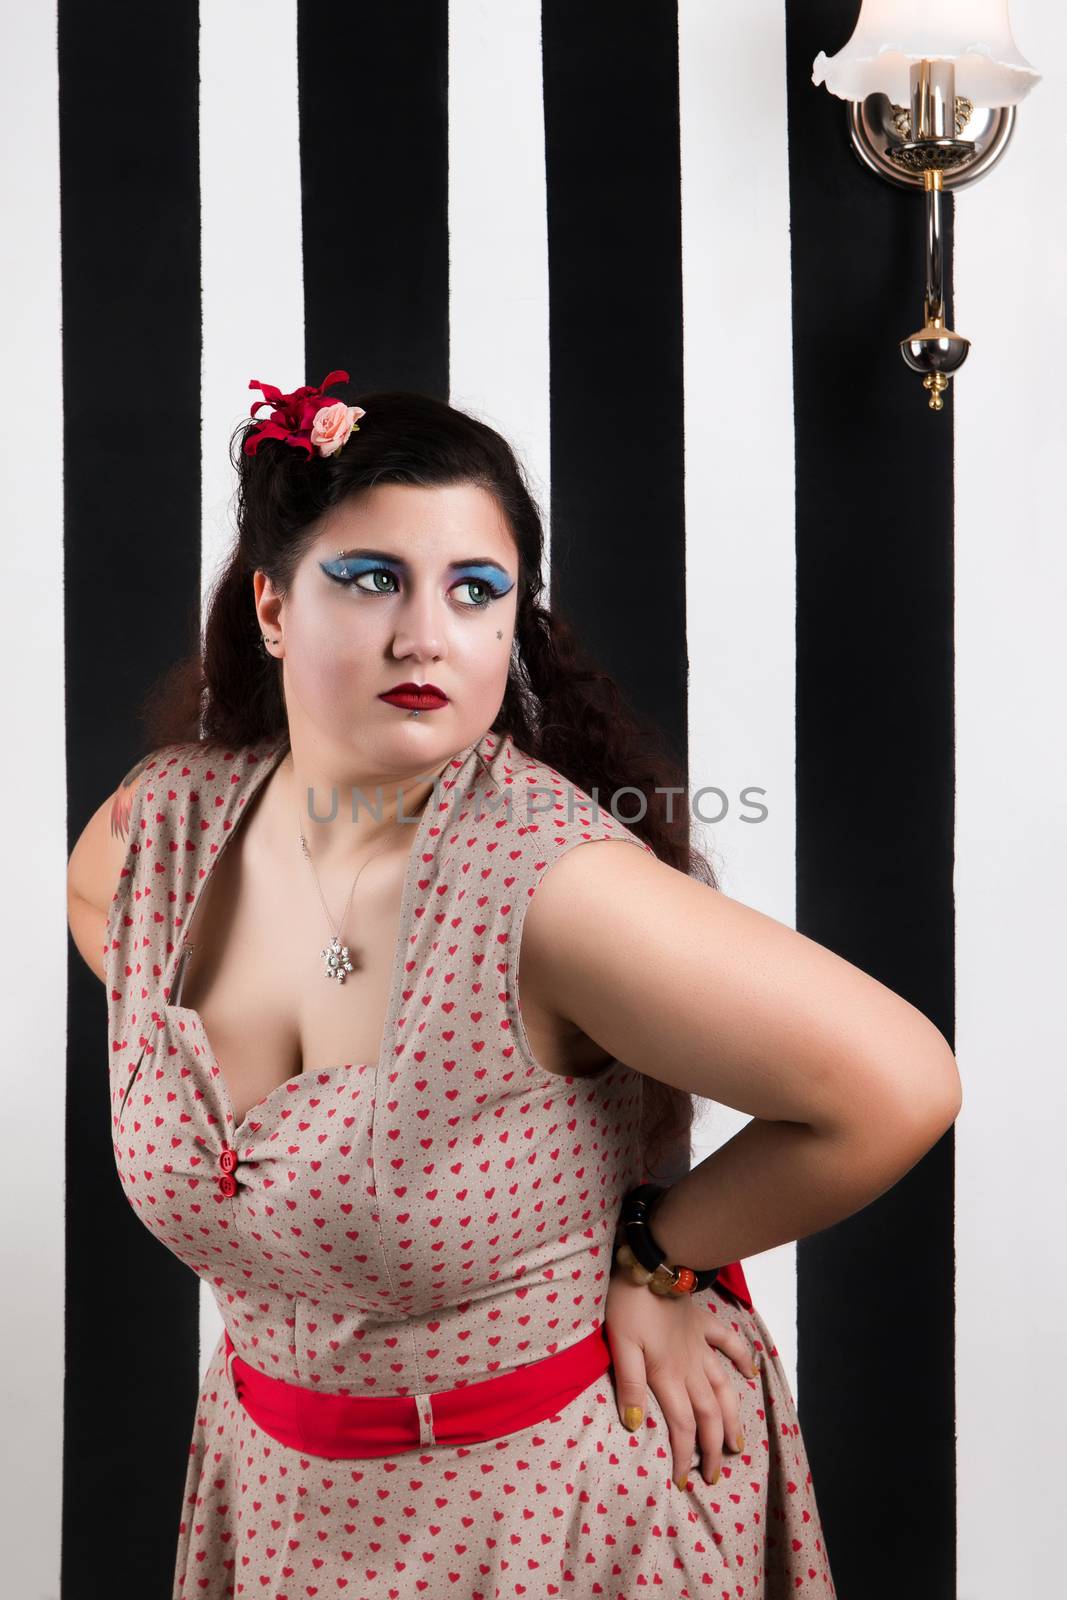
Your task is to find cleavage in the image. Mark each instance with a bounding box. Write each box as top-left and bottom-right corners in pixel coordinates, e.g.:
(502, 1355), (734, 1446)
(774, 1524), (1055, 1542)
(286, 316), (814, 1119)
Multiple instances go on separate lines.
(176, 821), (407, 1127)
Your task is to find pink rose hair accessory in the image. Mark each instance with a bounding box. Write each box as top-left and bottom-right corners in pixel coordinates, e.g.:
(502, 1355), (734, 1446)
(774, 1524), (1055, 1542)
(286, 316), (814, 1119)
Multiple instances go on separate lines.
(244, 369), (366, 459)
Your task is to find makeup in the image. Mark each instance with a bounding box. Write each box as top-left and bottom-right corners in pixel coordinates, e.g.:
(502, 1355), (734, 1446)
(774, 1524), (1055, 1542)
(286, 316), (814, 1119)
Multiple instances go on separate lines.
(318, 551), (514, 608)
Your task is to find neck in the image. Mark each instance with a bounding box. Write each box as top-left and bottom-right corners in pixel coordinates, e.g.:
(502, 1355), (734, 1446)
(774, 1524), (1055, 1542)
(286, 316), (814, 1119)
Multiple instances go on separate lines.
(275, 743), (453, 873)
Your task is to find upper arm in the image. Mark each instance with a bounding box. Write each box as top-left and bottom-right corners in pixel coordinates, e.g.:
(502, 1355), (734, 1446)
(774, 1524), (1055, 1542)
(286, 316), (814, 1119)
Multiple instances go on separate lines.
(518, 840), (963, 1138)
(66, 753), (156, 980)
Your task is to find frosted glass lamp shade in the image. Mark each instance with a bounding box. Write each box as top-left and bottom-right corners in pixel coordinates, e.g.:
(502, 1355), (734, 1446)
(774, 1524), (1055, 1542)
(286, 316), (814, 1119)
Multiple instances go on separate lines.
(812, 0), (1040, 106)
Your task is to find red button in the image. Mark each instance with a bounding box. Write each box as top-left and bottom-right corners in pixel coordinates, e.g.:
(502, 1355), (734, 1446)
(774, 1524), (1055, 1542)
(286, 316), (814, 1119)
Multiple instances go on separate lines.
(218, 1173), (237, 1198)
(219, 1146), (237, 1174)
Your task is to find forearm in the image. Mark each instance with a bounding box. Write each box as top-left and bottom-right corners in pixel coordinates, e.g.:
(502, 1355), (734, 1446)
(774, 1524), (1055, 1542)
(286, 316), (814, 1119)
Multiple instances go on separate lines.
(630, 1106), (952, 1272)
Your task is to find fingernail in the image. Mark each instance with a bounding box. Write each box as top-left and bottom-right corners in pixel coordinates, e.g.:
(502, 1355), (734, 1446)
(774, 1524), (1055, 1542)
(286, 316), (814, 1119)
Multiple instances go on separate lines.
(711, 1465), (721, 1485)
(735, 1428), (745, 1451)
(623, 1405), (643, 1431)
(674, 1472), (688, 1491)
(749, 1360), (760, 1377)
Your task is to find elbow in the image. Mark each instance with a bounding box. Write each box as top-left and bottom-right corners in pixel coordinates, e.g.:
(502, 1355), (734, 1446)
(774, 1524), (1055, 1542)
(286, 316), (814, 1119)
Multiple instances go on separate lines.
(887, 1041), (963, 1146)
(830, 1037), (962, 1155)
(943, 1059), (963, 1122)
(930, 1039), (963, 1125)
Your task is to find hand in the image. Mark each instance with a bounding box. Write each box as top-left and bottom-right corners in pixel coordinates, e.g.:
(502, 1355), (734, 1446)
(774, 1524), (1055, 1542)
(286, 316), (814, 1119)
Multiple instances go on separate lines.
(603, 1266), (759, 1489)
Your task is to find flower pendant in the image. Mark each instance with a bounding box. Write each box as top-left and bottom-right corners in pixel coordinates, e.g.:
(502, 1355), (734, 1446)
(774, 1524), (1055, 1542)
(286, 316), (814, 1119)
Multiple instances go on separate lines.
(321, 935), (354, 983)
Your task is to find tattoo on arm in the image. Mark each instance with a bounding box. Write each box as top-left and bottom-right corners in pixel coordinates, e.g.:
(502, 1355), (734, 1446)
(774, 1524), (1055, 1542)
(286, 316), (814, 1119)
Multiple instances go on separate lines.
(109, 755), (153, 841)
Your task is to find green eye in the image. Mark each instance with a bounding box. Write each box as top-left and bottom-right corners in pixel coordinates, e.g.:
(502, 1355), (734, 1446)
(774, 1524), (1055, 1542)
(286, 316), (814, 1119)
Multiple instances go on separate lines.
(322, 559), (511, 608)
(354, 569), (399, 594)
(453, 579), (494, 609)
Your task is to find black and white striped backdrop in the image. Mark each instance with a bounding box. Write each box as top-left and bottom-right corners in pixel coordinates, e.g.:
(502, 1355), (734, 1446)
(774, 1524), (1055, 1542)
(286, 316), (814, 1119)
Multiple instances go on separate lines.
(3, 2), (1061, 1596)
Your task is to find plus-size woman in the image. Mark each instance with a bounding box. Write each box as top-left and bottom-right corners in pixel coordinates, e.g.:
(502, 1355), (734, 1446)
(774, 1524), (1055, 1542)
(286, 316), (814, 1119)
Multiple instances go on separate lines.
(67, 374), (961, 1598)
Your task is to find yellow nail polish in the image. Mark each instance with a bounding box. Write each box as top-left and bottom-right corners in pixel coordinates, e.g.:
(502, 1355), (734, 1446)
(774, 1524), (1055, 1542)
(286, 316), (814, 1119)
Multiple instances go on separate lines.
(711, 1465), (721, 1485)
(623, 1405), (643, 1431)
(674, 1472), (688, 1490)
(735, 1429), (745, 1451)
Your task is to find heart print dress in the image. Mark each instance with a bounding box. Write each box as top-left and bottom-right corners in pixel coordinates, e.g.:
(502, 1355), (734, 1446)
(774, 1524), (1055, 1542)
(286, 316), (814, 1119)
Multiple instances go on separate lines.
(105, 725), (836, 1598)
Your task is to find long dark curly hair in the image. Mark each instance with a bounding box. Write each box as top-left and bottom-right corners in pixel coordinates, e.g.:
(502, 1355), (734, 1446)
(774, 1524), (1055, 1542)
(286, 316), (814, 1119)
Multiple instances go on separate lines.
(140, 385), (720, 1183)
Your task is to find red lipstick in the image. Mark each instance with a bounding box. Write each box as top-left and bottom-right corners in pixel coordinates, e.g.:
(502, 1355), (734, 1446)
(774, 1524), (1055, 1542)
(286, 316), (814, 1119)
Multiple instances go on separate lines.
(378, 681), (449, 711)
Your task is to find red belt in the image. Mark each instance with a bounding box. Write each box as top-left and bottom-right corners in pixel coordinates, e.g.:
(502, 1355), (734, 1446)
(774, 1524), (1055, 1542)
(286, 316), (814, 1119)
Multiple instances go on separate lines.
(222, 1267), (751, 1460)
(709, 1261), (752, 1310)
(223, 1324), (612, 1458)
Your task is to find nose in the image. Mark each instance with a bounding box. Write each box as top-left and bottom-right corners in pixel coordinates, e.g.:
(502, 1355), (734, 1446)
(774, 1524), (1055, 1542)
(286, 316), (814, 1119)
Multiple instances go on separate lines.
(389, 583), (446, 661)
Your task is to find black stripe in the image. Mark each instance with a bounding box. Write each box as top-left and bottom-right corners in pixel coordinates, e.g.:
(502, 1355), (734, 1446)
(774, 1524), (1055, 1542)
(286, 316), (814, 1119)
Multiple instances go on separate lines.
(58, 4), (959, 1590)
(298, 0), (451, 397)
(541, 1), (688, 769)
(787, 4), (957, 1589)
(60, 2), (203, 1593)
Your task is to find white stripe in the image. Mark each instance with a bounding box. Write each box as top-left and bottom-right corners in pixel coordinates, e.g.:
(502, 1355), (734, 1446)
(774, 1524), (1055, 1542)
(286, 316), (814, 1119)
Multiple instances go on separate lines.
(679, 0), (801, 1392)
(954, 3), (1064, 1588)
(198, 0), (305, 1381)
(447, 0), (552, 589)
(0, 2), (65, 1589)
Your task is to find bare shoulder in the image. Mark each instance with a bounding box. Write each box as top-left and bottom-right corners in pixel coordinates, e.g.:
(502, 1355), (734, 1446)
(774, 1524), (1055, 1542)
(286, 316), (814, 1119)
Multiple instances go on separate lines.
(67, 750), (158, 917)
(518, 838), (667, 1032)
(107, 752), (156, 847)
(521, 837), (663, 958)
(521, 837), (961, 1137)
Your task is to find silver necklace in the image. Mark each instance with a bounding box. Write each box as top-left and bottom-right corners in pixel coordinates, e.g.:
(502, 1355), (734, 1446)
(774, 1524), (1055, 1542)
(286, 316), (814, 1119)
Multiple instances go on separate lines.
(298, 824), (387, 983)
(297, 713), (421, 983)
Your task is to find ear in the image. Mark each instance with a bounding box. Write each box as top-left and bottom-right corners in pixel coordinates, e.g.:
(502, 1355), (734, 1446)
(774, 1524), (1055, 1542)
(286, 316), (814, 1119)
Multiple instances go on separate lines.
(252, 570), (284, 642)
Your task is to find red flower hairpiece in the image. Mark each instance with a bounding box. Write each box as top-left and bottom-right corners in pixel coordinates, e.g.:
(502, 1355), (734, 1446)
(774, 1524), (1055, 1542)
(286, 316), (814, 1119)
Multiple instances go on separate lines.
(244, 369), (366, 459)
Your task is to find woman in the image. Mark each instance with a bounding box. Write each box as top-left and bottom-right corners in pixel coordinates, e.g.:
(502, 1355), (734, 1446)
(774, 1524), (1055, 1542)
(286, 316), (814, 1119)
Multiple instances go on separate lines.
(67, 372), (961, 1597)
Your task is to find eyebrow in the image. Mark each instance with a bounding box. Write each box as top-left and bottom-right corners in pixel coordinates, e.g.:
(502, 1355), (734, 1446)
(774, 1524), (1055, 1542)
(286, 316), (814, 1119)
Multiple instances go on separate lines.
(326, 547), (511, 574)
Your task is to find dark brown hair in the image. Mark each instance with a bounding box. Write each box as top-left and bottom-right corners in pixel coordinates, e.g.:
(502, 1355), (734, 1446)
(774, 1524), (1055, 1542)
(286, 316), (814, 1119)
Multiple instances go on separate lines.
(141, 386), (721, 1182)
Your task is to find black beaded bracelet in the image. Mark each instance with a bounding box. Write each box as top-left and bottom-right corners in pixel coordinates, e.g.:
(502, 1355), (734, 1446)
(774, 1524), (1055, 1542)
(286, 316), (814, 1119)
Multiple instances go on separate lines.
(614, 1182), (723, 1296)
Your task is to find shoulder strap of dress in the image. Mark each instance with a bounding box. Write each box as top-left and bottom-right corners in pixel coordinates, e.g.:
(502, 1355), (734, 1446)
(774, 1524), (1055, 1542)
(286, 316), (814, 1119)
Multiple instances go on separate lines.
(103, 737), (286, 993)
(104, 742), (195, 957)
(473, 730), (658, 857)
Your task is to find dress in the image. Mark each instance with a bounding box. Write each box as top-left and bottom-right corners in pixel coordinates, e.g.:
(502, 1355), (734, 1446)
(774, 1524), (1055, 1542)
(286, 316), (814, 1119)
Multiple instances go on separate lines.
(104, 727), (836, 1599)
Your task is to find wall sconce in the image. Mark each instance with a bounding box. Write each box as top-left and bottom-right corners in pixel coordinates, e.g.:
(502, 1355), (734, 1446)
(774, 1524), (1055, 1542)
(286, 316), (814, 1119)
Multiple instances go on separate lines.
(812, 1), (1040, 411)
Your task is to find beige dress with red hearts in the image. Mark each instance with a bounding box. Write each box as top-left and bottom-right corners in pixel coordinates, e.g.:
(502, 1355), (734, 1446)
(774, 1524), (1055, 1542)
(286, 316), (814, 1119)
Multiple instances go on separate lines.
(105, 726), (836, 1598)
